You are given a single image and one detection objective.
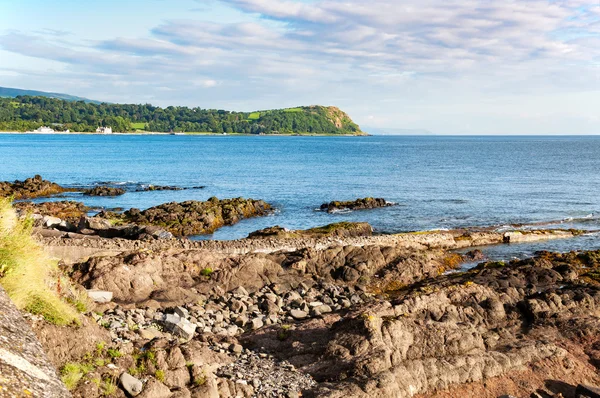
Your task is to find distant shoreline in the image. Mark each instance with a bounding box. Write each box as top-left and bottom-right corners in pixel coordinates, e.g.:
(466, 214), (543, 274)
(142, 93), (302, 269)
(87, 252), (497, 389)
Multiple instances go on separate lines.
(0, 131), (368, 137)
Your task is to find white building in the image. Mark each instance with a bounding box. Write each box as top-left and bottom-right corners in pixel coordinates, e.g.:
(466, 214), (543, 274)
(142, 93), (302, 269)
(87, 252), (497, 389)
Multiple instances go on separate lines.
(96, 127), (113, 134)
(34, 126), (55, 134)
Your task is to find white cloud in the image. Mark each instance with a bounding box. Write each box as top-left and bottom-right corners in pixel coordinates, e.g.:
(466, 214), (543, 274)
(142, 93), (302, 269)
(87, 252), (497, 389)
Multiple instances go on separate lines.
(0, 0), (598, 133)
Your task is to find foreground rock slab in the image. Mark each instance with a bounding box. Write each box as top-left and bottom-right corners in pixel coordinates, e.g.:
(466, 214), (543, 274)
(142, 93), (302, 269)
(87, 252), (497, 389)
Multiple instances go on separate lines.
(0, 285), (71, 397)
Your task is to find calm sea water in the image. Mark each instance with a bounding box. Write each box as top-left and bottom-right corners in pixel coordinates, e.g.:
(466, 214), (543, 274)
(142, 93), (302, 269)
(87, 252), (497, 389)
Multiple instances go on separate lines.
(3, 134), (600, 248)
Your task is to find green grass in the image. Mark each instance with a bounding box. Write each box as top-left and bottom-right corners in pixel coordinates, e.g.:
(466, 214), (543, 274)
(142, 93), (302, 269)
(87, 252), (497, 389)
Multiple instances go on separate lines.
(0, 198), (79, 325)
(248, 112), (261, 120)
(60, 362), (94, 390)
(283, 107), (302, 112)
(130, 122), (146, 130)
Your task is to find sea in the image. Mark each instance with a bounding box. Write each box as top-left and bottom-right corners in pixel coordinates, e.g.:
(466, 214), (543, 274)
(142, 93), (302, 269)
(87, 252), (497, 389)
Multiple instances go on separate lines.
(3, 134), (600, 260)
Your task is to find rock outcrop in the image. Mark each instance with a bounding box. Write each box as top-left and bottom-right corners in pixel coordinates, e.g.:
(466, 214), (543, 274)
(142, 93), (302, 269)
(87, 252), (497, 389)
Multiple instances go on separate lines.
(0, 285), (71, 397)
(84, 186), (126, 197)
(0, 175), (73, 199)
(320, 197), (392, 213)
(120, 197), (272, 236)
(248, 222), (373, 240)
(244, 251), (600, 398)
(15, 200), (89, 224)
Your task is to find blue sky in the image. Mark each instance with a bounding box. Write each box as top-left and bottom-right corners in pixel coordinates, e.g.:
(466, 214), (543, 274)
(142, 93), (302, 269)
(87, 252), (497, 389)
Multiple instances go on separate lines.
(0, 0), (599, 134)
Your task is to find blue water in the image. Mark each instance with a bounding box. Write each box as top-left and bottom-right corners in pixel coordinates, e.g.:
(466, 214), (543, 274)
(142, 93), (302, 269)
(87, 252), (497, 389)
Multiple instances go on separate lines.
(2, 134), (600, 241)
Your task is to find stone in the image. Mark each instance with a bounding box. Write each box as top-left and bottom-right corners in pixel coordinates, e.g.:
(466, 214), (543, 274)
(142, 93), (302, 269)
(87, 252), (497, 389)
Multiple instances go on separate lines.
(230, 343), (243, 354)
(315, 304), (332, 314)
(290, 310), (308, 320)
(251, 317), (264, 330)
(43, 216), (62, 228)
(87, 289), (113, 303)
(162, 313), (196, 340)
(120, 372), (143, 396)
(78, 216), (111, 231)
(139, 327), (164, 340)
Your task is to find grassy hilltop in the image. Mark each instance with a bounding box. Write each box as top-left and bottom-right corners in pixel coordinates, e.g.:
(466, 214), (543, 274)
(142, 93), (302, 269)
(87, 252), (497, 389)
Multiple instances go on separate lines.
(0, 94), (365, 135)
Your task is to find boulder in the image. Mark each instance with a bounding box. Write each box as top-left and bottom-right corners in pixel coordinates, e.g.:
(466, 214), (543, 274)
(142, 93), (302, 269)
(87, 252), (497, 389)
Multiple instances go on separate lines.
(161, 313), (196, 340)
(120, 372), (143, 396)
(87, 289), (113, 303)
(78, 216), (112, 232)
(43, 216), (62, 228)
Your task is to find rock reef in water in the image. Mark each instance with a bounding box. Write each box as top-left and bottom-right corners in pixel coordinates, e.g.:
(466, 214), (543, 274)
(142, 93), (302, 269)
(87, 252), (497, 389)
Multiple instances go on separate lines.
(320, 197), (392, 213)
(135, 184), (206, 192)
(0, 175), (74, 199)
(83, 186), (126, 197)
(120, 197), (273, 236)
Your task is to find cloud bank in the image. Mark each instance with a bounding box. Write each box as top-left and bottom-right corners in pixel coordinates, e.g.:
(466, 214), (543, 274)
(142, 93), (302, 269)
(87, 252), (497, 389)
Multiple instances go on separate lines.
(0, 0), (599, 134)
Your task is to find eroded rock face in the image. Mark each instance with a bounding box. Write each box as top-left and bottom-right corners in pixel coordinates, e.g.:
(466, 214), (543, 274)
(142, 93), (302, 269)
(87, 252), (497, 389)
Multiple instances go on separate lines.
(243, 251), (600, 398)
(121, 197), (272, 236)
(0, 286), (71, 397)
(84, 186), (126, 197)
(0, 175), (73, 199)
(70, 240), (459, 307)
(320, 197), (392, 213)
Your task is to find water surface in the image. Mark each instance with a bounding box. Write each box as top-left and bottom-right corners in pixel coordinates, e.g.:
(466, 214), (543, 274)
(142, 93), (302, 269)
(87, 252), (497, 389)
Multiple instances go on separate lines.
(3, 134), (600, 244)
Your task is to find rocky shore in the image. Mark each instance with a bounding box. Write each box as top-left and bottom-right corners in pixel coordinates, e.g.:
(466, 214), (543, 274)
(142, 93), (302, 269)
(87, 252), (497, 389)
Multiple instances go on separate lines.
(16, 220), (598, 398)
(2, 177), (600, 397)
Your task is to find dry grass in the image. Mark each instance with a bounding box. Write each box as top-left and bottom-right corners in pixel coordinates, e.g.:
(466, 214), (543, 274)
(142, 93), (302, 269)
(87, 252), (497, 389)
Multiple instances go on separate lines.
(0, 198), (79, 325)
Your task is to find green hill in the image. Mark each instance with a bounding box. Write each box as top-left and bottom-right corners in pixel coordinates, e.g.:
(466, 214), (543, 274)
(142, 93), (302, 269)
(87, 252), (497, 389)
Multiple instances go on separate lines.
(0, 95), (365, 135)
(0, 86), (100, 104)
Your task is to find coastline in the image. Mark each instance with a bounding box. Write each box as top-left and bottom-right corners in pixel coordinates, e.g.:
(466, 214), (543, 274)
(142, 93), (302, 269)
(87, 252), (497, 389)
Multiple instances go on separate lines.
(0, 131), (369, 137)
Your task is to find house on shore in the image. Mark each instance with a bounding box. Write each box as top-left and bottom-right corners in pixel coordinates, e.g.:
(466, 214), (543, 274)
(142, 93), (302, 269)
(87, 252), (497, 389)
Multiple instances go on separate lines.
(96, 127), (113, 134)
(33, 126), (55, 134)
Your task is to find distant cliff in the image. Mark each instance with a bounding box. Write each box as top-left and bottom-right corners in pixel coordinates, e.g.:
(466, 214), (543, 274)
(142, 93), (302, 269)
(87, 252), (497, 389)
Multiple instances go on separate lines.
(0, 94), (365, 135)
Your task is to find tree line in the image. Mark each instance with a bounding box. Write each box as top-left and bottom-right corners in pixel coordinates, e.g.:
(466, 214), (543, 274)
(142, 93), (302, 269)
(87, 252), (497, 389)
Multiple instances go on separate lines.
(0, 96), (362, 135)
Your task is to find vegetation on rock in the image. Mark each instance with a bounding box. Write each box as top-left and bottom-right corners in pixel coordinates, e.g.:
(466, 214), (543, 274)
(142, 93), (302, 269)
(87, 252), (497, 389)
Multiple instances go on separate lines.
(0, 198), (79, 325)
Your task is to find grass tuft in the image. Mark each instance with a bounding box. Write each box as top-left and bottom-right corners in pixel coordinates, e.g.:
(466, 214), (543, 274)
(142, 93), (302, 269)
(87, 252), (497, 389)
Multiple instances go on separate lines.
(60, 362), (94, 390)
(0, 198), (79, 325)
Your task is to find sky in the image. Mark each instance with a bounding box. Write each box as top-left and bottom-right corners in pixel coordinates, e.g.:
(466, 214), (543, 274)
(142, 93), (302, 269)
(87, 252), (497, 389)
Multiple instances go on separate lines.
(0, 0), (599, 134)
